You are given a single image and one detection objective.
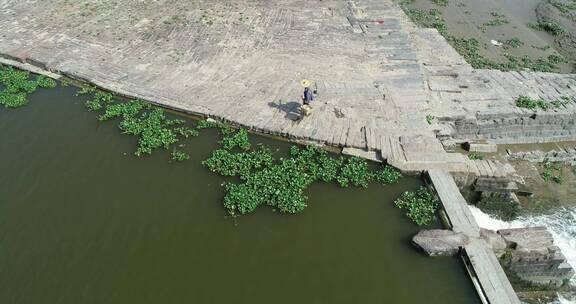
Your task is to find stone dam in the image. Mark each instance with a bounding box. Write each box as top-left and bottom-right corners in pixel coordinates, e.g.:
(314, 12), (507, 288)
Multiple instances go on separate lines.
(1, 0), (575, 303)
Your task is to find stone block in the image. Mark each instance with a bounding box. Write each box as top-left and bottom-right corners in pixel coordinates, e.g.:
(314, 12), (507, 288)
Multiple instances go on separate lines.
(465, 141), (497, 153)
(498, 227), (575, 287)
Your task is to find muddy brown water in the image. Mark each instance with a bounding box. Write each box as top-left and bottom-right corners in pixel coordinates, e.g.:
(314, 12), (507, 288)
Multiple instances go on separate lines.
(406, 0), (574, 72)
(0, 85), (481, 303)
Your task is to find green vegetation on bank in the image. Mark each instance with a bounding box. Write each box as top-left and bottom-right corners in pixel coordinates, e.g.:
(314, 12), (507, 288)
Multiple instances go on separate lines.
(397, 4), (567, 72)
(431, 0), (448, 7)
(515, 95), (573, 111)
(0, 64), (57, 108)
(467, 152), (484, 160)
(483, 12), (509, 28)
(477, 196), (519, 221)
(503, 37), (524, 49)
(541, 161), (563, 184)
(80, 88), (199, 160)
(529, 19), (567, 36)
(550, 0), (576, 22)
(77, 87), (410, 217)
(394, 186), (440, 226)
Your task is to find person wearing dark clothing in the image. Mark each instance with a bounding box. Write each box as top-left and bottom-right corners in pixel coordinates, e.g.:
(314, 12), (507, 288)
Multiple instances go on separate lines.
(303, 87), (314, 105)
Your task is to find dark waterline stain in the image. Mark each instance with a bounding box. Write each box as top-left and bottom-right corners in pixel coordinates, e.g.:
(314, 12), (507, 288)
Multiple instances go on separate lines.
(0, 86), (480, 303)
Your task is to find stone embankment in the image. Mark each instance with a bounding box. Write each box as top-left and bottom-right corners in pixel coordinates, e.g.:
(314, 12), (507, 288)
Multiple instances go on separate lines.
(418, 29), (576, 146)
(507, 146), (576, 165)
(1, 0), (575, 177)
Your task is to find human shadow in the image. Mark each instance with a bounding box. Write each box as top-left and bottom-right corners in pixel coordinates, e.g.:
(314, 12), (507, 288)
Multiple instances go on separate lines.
(268, 100), (301, 121)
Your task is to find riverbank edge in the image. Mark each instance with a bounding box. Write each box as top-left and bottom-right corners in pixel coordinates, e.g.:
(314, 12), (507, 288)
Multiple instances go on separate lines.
(0, 55), (355, 158)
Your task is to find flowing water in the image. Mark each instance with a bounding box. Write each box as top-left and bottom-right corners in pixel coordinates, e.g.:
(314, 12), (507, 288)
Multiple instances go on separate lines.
(469, 205), (576, 303)
(0, 85), (481, 304)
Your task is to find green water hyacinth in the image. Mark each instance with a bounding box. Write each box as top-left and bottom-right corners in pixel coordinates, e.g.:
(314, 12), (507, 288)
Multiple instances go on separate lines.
(219, 128), (251, 151)
(86, 94), (193, 157)
(99, 99), (148, 120)
(0, 64), (57, 108)
(80, 89), (405, 216)
(337, 157), (372, 188)
(205, 144), (404, 216)
(394, 187), (439, 226)
(203, 147), (274, 179)
(373, 165), (403, 185)
(171, 150), (190, 162)
(85, 91), (114, 111)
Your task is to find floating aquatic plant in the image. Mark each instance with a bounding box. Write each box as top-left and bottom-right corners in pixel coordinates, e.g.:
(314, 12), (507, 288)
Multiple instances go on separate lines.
(204, 144), (403, 216)
(85, 91), (114, 111)
(0, 64), (57, 108)
(337, 156), (372, 188)
(171, 149), (190, 162)
(373, 165), (403, 185)
(219, 128), (251, 151)
(394, 186), (439, 226)
(80, 89), (406, 217)
(203, 147), (274, 179)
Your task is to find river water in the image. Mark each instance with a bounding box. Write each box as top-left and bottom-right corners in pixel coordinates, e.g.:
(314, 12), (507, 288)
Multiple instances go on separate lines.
(0, 85), (480, 303)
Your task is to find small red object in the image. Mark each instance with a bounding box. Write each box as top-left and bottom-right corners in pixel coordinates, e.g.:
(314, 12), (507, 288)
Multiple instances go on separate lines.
(375, 20), (385, 25)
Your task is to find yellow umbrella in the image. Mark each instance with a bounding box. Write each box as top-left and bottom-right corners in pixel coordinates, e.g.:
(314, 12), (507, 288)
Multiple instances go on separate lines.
(300, 79), (312, 88)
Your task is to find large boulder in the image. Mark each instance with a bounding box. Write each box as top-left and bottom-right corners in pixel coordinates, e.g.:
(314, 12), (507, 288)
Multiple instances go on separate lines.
(480, 228), (507, 257)
(412, 229), (469, 256)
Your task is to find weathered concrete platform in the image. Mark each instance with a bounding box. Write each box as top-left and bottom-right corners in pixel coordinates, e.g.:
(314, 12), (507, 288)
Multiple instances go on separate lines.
(429, 170), (520, 304)
(2, 0), (575, 176)
(0, 0), (430, 150)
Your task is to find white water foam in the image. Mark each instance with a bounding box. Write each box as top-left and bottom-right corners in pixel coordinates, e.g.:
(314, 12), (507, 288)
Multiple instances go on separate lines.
(468, 205), (576, 303)
(559, 294), (576, 304)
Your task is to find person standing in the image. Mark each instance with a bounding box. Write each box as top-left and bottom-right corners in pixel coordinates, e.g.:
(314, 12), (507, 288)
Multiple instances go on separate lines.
(300, 87), (314, 117)
(303, 87), (314, 105)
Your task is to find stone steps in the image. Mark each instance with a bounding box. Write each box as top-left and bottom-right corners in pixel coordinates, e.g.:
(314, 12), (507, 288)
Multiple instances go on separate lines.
(379, 135), (406, 162)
